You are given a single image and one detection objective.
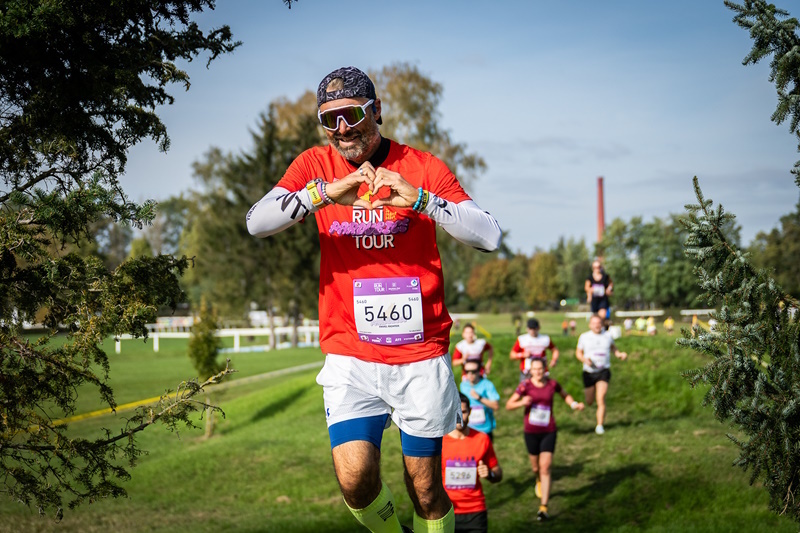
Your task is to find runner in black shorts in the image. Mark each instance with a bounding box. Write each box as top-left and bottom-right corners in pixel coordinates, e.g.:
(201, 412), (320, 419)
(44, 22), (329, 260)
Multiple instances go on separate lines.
(585, 259), (613, 325)
(505, 359), (583, 522)
(576, 315), (628, 435)
(583, 368), (611, 388)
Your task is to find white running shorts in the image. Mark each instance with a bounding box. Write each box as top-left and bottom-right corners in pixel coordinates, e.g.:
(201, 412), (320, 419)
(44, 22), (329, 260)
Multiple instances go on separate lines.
(316, 353), (462, 438)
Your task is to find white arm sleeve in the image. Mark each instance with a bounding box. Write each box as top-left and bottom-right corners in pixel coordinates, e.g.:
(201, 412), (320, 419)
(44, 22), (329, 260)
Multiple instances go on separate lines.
(422, 194), (502, 252)
(246, 186), (318, 238)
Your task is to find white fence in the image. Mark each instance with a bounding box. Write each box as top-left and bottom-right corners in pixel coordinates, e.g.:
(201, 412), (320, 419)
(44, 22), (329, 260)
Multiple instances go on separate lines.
(565, 311), (594, 319)
(615, 310), (665, 317)
(115, 326), (320, 354)
(568, 309), (716, 320)
(679, 309), (716, 316)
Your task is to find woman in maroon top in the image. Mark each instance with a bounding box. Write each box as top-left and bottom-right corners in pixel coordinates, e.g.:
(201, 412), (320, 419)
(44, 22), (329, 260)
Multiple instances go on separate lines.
(506, 358), (583, 522)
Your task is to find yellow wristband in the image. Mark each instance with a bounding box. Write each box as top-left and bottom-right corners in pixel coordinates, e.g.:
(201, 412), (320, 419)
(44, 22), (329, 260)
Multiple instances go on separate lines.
(306, 181), (324, 208)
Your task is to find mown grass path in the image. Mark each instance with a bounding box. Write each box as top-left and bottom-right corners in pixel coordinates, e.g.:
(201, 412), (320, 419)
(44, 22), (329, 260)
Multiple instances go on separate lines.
(4, 317), (796, 532)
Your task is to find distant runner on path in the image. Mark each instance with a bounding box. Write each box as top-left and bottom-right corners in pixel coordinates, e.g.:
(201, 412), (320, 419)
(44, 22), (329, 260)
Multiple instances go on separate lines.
(452, 323), (494, 377)
(575, 315), (627, 435)
(585, 260), (613, 325)
(510, 318), (559, 381)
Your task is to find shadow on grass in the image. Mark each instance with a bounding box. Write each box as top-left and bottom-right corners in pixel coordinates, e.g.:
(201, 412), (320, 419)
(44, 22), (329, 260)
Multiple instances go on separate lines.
(240, 524), (362, 533)
(492, 461), (587, 509)
(550, 463), (660, 530)
(249, 382), (316, 424)
(558, 462), (653, 498)
(218, 381), (317, 437)
(558, 410), (695, 436)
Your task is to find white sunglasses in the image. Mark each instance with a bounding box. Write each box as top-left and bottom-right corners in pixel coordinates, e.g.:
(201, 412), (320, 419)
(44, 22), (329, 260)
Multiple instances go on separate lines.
(317, 99), (374, 131)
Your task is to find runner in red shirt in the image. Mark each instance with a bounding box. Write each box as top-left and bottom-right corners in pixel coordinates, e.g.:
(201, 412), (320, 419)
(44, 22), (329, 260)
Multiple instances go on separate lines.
(505, 359), (583, 522)
(247, 67), (501, 533)
(442, 393), (502, 533)
(452, 323), (494, 377)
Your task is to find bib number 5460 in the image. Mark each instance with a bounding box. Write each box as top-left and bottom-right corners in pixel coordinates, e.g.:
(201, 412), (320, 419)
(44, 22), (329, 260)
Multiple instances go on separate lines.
(353, 277), (424, 345)
(364, 304), (413, 322)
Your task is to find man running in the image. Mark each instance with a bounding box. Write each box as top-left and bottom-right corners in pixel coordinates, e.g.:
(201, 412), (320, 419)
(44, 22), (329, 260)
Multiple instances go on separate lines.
(510, 318), (559, 381)
(575, 315), (627, 435)
(459, 361), (500, 441)
(442, 393), (503, 533)
(452, 323), (494, 376)
(246, 66), (502, 533)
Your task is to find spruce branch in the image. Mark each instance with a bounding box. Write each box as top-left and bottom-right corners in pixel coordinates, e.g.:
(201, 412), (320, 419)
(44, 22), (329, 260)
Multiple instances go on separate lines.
(725, 0), (800, 186)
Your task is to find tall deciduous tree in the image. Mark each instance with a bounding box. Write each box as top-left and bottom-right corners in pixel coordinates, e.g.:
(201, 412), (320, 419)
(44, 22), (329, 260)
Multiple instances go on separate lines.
(0, 0), (246, 516)
(550, 236), (591, 301)
(748, 197), (800, 298)
(466, 258), (515, 310)
(141, 196), (193, 256)
(597, 217), (643, 308)
(182, 97), (322, 325)
(598, 215), (726, 309)
(523, 251), (560, 309)
(373, 63), (500, 307)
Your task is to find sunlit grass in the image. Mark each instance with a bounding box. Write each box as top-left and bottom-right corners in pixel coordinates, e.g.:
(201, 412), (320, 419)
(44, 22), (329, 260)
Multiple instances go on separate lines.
(4, 314), (794, 532)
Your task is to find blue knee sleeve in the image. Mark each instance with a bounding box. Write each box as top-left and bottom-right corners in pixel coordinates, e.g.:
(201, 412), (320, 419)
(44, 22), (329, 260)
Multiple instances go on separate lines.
(328, 414), (390, 450)
(400, 430), (442, 457)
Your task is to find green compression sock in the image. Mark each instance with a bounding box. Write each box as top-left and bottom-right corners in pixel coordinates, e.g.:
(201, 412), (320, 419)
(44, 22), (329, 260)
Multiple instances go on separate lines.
(345, 481), (404, 533)
(413, 505), (455, 532)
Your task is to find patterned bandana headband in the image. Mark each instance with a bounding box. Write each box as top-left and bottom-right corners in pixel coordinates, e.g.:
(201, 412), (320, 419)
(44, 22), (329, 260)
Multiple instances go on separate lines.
(316, 66), (383, 125)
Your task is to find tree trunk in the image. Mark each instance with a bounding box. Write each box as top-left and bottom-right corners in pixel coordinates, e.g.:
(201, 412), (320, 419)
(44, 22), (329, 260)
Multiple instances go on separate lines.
(267, 301), (277, 350)
(290, 298), (299, 348)
(204, 395), (215, 439)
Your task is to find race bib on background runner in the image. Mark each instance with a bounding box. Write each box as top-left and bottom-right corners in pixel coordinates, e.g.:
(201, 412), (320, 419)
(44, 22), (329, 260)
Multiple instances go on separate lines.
(592, 283), (606, 297)
(353, 277), (424, 346)
(590, 351), (610, 370)
(528, 404), (551, 427)
(444, 459), (477, 490)
(469, 404), (486, 425)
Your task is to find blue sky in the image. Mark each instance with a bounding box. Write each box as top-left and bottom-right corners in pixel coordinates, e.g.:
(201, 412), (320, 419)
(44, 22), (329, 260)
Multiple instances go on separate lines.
(124, 0), (800, 255)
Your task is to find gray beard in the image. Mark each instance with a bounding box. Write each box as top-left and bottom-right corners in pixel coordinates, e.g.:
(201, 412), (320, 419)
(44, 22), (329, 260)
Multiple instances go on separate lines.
(330, 119), (380, 161)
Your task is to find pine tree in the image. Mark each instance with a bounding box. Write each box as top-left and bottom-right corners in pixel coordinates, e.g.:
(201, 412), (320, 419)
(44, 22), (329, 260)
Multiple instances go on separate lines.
(187, 298), (225, 438)
(680, 178), (800, 523)
(0, 0), (272, 517)
(187, 298), (224, 382)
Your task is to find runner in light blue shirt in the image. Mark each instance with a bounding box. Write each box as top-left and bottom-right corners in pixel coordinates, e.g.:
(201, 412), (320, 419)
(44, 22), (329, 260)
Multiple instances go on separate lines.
(459, 360), (501, 440)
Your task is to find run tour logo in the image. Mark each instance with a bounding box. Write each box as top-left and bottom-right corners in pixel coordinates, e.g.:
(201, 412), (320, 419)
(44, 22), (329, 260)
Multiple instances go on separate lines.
(327, 207), (409, 249)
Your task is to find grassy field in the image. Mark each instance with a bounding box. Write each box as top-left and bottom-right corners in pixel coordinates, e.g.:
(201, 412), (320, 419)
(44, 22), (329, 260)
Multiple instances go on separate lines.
(2, 313), (796, 532)
(63, 334), (325, 416)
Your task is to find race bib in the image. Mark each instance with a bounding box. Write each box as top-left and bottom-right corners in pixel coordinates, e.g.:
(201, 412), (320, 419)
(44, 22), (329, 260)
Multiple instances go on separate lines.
(592, 283), (606, 297)
(590, 352), (609, 369)
(353, 277), (424, 346)
(444, 459), (477, 490)
(528, 404), (551, 427)
(469, 404), (486, 425)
